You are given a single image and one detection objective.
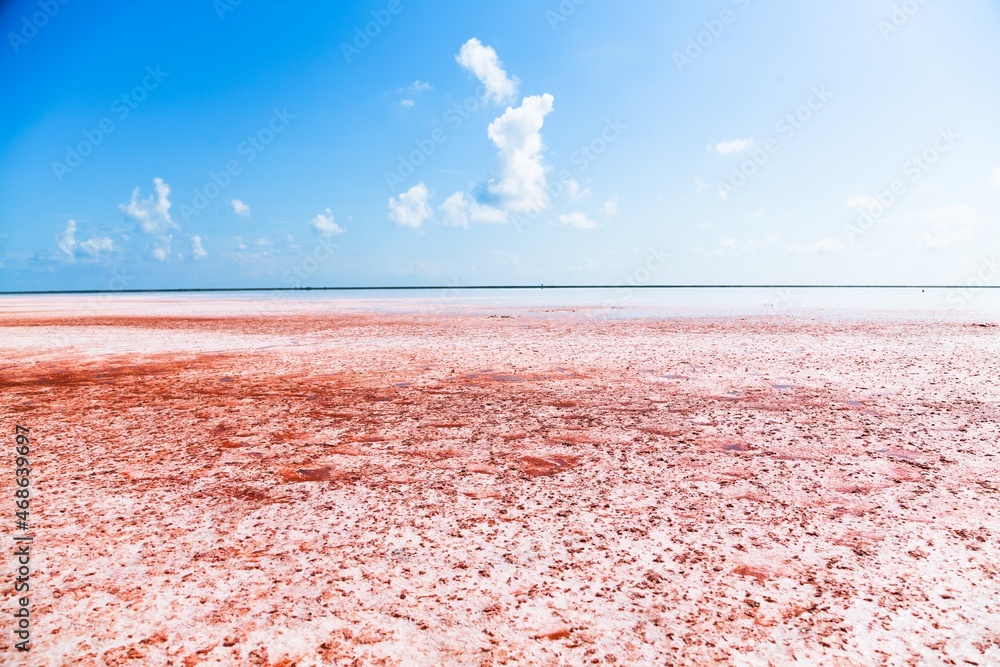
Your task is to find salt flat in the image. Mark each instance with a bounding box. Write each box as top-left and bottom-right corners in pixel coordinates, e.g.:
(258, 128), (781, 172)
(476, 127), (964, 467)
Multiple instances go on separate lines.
(2, 296), (998, 666)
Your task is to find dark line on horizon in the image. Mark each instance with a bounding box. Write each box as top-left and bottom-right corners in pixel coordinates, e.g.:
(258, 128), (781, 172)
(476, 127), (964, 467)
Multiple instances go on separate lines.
(1, 285), (999, 296)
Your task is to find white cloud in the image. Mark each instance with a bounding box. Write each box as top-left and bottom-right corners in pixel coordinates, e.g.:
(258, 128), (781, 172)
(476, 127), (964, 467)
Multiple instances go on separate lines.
(231, 199), (250, 218)
(559, 212), (599, 229)
(564, 178), (591, 201)
(903, 204), (982, 250)
(486, 93), (555, 213)
(456, 38), (519, 104)
(439, 192), (507, 228)
(191, 235), (208, 259)
(603, 195), (620, 217)
(309, 208), (346, 237)
(120, 177), (176, 234)
(58, 219), (115, 259)
(152, 235), (172, 262)
(991, 167), (1000, 190)
(440, 193), (469, 228)
(845, 195), (880, 211)
(389, 183), (433, 229)
(713, 138), (754, 155)
(693, 177), (710, 195)
(395, 81), (433, 108)
(786, 238), (844, 255)
(749, 210), (764, 219)
(58, 219), (77, 257)
(79, 236), (116, 257)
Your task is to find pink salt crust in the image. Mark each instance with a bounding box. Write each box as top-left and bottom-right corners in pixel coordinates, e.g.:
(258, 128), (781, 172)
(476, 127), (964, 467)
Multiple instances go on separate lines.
(1, 299), (998, 665)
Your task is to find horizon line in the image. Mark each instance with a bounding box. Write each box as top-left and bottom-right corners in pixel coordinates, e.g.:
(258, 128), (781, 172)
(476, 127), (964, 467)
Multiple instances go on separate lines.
(0, 285), (997, 296)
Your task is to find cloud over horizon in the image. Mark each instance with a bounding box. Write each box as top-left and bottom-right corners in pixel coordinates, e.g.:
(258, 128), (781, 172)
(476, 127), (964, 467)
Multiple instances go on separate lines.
(485, 93), (556, 214)
(310, 208), (346, 237)
(231, 199), (251, 218)
(389, 183), (433, 229)
(57, 219), (116, 261)
(120, 178), (176, 234)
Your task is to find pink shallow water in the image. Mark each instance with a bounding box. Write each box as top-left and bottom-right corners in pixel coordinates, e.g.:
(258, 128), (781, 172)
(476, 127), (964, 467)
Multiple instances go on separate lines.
(2, 298), (999, 665)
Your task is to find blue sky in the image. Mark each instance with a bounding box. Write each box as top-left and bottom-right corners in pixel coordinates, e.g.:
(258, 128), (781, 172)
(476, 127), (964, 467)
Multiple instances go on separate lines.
(1, 0), (998, 291)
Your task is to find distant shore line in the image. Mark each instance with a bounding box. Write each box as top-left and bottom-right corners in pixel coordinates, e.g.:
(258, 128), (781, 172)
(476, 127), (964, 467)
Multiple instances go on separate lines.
(2, 285), (1000, 296)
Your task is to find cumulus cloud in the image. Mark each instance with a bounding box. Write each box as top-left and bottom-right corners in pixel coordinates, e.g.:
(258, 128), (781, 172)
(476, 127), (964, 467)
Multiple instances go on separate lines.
(564, 178), (591, 201)
(58, 219), (77, 257)
(786, 238), (844, 255)
(456, 38), (518, 104)
(231, 199), (251, 218)
(79, 236), (116, 257)
(191, 235), (208, 259)
(713, 138), (754, 155)
(389, 183), (433, 229)
(439, 192), (507, 228)
(309, 208), (346, 237)
(904, 204), (982, 250)
(120, 177), (176, 234)
(57, 219), (116, 259)
(603, 195), (620, 217)
(152, 235), (172, 262)
(486, 94), (555, 213)
(559, 212), (599, 229)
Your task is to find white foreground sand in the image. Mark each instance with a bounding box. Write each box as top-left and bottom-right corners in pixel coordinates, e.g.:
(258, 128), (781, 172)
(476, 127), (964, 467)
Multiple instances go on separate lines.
(2, 297), (998, 665)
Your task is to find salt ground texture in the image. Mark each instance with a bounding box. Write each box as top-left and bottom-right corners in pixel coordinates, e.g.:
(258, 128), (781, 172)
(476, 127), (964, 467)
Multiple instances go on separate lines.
(2, 296), (999, 666)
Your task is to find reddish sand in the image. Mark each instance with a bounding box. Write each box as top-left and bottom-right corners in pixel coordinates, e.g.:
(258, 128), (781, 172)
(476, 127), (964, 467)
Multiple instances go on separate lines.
(2, 299), (999, 665)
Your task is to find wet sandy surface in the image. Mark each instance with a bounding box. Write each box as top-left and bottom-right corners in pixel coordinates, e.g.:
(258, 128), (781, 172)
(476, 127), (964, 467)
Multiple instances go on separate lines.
(2, 298), (999, 665)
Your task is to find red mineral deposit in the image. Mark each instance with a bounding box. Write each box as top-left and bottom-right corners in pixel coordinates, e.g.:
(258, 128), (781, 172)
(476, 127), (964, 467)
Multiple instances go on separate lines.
(2, 296), (998, 665)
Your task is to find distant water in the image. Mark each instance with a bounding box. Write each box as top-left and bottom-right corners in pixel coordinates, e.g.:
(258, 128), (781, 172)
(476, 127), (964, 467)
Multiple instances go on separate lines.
(5, 287), (996, 322)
